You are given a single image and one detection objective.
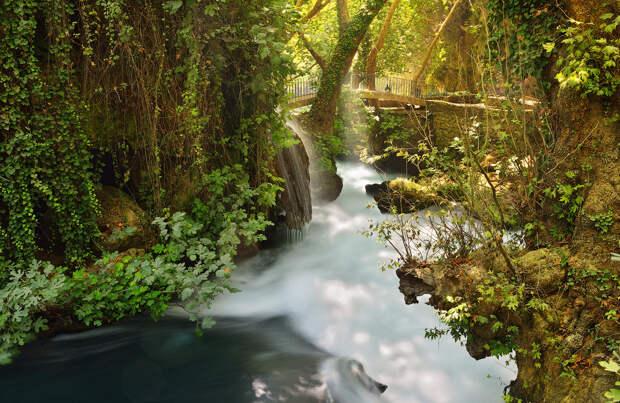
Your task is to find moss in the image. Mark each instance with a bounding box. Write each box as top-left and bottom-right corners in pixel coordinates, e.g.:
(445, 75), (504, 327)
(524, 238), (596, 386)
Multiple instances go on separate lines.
(389, 177), (427, 193)
(96, 186), (152, 252)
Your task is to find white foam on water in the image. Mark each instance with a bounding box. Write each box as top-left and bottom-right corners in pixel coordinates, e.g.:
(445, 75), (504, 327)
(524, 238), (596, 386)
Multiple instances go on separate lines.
(209, 161), (516, 403)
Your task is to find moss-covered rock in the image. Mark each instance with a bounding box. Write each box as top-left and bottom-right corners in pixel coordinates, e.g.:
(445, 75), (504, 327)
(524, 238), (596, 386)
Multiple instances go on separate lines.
(515, 247), (568, 295)
(366, 176), (464, 213)
(96, 186), (151, 252)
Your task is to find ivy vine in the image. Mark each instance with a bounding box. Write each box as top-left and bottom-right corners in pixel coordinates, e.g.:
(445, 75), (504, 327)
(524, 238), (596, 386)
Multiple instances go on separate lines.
(1, 0), (99, 265)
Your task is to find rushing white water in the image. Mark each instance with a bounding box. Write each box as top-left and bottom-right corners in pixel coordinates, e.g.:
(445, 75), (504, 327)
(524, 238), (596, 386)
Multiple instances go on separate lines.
(209, 161), (516, 403)
(0, 161), (516, 403)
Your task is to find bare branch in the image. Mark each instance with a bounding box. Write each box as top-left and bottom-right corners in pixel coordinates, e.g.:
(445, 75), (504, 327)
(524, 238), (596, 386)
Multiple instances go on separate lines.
(299, 34), (327, 70)
(302, 0), (332, 22)
(412, 0), (463, 86)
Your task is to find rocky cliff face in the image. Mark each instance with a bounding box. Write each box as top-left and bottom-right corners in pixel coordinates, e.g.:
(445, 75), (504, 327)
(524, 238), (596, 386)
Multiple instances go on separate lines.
(392, 1), (620, 401)
(397, 246), (618, 403)
(286, 117), (344, 204)
(275, 132), (313, 230)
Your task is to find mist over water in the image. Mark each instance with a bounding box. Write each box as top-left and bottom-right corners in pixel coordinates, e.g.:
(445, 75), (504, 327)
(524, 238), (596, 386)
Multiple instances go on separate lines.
(210, 161), (515, 403)
(0, 161), (514, 403)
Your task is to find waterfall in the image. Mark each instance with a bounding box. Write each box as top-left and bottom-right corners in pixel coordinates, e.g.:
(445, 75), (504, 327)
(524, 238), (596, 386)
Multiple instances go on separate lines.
(285, 116), (344, 204)
(275, 126), (312, 230)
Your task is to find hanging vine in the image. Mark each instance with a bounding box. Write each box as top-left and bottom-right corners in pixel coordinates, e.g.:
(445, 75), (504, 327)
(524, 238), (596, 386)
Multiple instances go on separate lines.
(0, 0), (99, 266)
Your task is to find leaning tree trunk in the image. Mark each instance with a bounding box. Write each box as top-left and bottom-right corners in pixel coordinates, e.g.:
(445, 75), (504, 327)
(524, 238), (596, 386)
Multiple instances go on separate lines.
(352, 35), (372, 89)
(366, 0), (401, 92)
(411, 0), (462, 87)
(309, 0), (388, 135)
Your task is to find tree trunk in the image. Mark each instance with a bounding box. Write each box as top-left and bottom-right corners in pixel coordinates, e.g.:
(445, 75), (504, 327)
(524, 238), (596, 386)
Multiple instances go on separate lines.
(336, 0), (351, 34)
(352, 34), (372, 89)
(366, 0), (401, 92)
(310, 0), (388, 134)
(411, 0), (463, 87)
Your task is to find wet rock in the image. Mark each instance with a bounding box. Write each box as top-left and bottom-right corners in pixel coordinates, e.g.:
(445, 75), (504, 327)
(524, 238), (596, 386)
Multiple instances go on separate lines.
(388, 178), (442, 208)
(466, 335), (491, 360)
(515, 248), (567, 294)
(366, 178), (443, 213)
(396, 266), (435, 304)
(275, 133), (312, 229)
(285, 117), (343, 204)
(311, 169), (343, 204)
(365, 182), (388, 198)
(97, 186), (150, 252)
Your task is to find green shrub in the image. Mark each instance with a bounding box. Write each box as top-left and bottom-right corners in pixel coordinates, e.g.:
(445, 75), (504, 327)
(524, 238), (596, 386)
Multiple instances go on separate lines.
(0, 261), (67, 364)
(589, 210), (614, 235)
(548, 12), (620, 98)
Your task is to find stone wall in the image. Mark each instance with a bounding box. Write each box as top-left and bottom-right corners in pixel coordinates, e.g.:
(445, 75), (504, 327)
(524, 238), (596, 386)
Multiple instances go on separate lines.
(426, 100), (501, 148)
(368, 109), (428, 174)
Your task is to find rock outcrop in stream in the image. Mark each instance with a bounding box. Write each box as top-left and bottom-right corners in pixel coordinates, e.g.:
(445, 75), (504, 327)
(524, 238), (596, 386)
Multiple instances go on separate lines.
(275, 132), (312, 229)
(286, 117), (344, 204)
(396, 247), (618, 402)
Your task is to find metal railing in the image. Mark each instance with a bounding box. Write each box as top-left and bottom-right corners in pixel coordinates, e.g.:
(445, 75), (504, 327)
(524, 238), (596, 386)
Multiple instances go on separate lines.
(286, 76), (320, 101)
(356, 74), (447, 98)
(286, 74), (447, 102)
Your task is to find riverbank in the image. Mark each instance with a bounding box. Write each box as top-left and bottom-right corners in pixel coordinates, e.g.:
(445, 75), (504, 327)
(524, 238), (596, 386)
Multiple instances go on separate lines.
(0, 162), (515, 403)
(362, 86), (619, 401)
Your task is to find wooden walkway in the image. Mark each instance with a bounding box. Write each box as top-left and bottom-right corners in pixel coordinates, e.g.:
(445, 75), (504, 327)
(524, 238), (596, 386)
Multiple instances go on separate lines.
(286, 75), (448, 108)
(287, 90), (441, 108)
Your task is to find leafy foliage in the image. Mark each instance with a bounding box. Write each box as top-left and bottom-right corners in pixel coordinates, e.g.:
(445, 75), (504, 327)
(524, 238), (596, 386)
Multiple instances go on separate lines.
(485, 0), (565, 86)
(0, 0), (100, 264)
(2, 0), (297, 265)
(550, 12), (620, 98)
(0, 0), (296, 362)
(0, 202), (274, 364)
(191, 165), (280, 243)
(600, 351), (620, 402)
(589, 210), (614, 235)
(0, 261), (66, 364)
(542, 175), (587, 236)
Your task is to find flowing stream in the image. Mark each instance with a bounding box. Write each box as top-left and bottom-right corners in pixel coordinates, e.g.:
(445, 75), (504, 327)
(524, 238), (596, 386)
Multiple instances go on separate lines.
(0, 162), (515, 403)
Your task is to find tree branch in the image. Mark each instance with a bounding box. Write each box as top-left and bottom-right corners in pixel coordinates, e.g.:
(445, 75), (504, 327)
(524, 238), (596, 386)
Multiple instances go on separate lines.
(299, 34), (327, 70)
(337, 0), (350, 33)
(411, 0), (463, 86)
(301, 0), (332, 22)
(366, 0), (401, 91)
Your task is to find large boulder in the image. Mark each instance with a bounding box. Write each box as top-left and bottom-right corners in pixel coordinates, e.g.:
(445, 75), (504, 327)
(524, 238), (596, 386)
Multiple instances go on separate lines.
(366, 177), (460, 213)
(515, 248), (568, 295)
(96, 186), (151, 252)
(311, 169), (344, 204)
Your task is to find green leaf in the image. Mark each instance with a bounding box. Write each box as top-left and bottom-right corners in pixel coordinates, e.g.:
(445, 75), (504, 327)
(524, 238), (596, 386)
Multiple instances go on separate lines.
(163, 0), (183, 14)
(604, 388), (620, 402)
(181, 288), (193, 301)
(542, 42), (555, 53)
(600, 359), (620, 373)
(201, 317), (215, 329)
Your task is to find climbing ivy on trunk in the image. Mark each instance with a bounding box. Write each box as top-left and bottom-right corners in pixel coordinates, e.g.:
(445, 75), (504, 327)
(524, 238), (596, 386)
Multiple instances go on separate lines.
(309, 0), (389, 135)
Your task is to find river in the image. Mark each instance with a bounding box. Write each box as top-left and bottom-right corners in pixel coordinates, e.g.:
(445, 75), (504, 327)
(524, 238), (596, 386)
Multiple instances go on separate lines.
(0, 162), (514, 403)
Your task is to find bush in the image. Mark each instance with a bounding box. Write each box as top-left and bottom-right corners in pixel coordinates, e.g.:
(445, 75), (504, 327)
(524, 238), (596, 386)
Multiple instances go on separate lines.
(0, 261), (67, 364)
